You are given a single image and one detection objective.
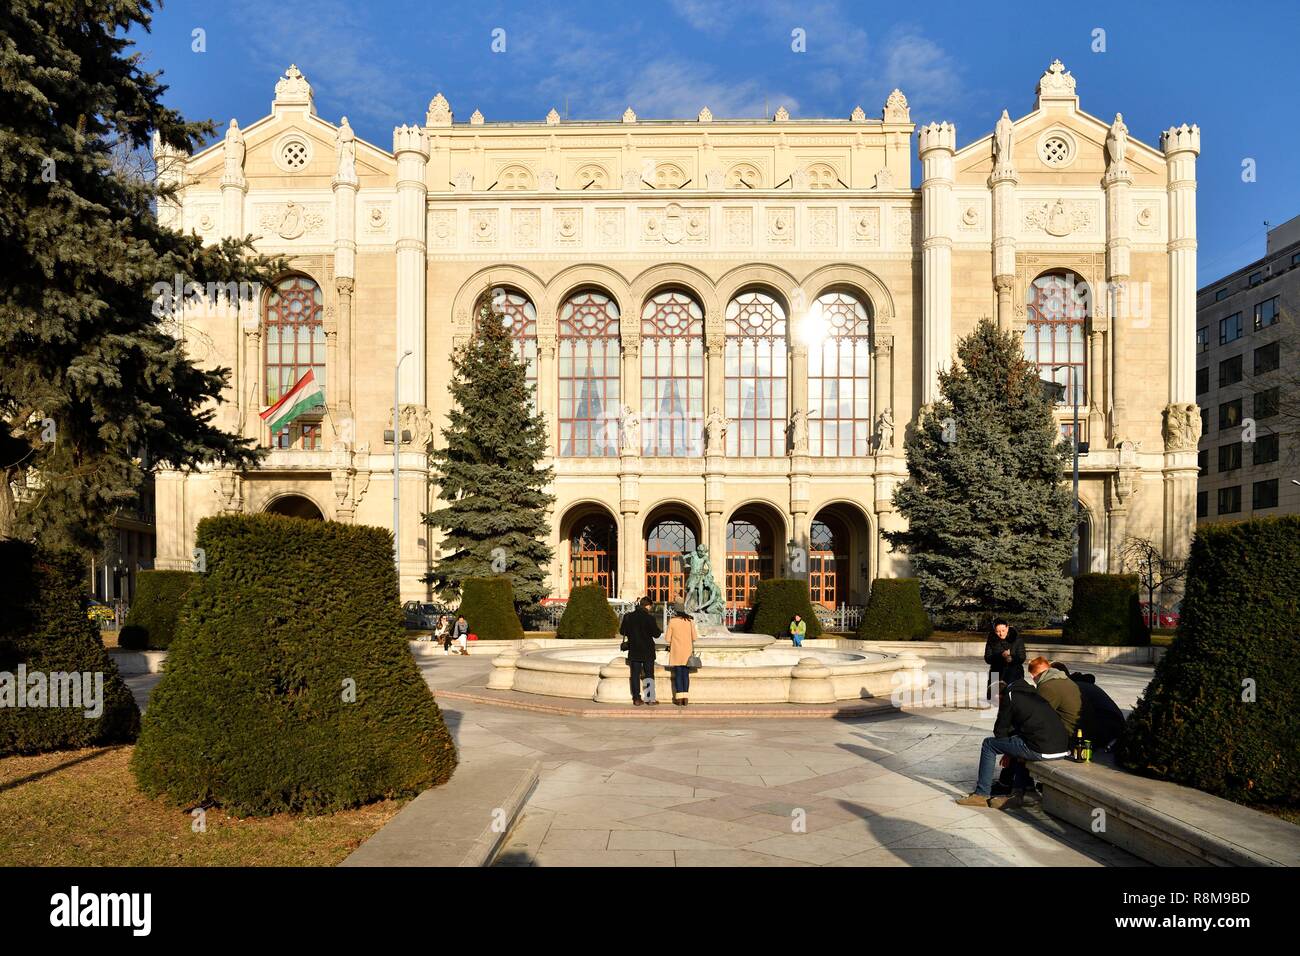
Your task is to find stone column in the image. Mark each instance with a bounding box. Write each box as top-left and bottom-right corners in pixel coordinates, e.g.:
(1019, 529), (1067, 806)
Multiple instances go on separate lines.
(1104, 146), (1132, 437)
(333, 146), (358, 426)
(918, 122), (956, 405)
(1160, 123), (1202, 564)
(872, 334), (895, 455)
(536, 332), (557, 457)
(619, 336), (642, 601)
(219, 167), (245, 241)
(990, 167), (1018, 332)
(393, 125), (429, 405)
(788, 334), (810, 575)
(704, 329), (728, 586)
(1088, 329), (1105, 440)
(334, 278), (354, 425)
(243, 323), (263, 442)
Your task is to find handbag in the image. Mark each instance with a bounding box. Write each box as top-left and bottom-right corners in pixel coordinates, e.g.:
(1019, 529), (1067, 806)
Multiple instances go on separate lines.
(620, 640), (629, 652)
(686, 622), (702, 668)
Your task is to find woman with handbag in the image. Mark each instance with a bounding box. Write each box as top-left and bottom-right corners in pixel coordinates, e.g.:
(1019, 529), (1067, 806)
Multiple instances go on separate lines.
(666, 607), (699, 707)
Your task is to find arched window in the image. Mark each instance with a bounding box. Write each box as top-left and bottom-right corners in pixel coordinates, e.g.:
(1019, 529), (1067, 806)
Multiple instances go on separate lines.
(725, 291), (787, 457)
(576, 164), (609, 190)
(654, 163), (687, 190)
(644, 517), (697, 604)
(498, 165), (535, 190)
(264, 275), (325, 449)
(726, 509), (776, 608)
(558, 290), (621, 457)
(569, 514), (618, 596)
(641, 290), (704, 456)
(479, 290), (538, 408)
(806, 164), (839, 189)
(727, 163), (763, 189)
(809, 517), (848, 609)
(1025, 272), (1088, 410)
(808, 291), (872, 457)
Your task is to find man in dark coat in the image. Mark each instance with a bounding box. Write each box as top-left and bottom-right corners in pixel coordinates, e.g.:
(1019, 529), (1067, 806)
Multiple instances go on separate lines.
(983, 618), (1026, 698)
(620, 597), (661, 706)
(957, 678), (1070, 810)
(1051, 662), (1126, 750)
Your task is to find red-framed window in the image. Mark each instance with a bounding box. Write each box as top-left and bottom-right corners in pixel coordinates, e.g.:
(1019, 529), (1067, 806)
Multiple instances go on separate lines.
(482, 290), (538, 408)
(264, 275), (325, 448)
(644, 519), (696, 605)
(1025, 272), (1087, 407)
(808, 518), (848, 609)
(725, 291), (787, 457)
(569, 516), (617, 597)
(641, 290), (705, 456)
(559, 290), (621, 457)
(808, 291), (872, 457)
(726, 518), (774, 608)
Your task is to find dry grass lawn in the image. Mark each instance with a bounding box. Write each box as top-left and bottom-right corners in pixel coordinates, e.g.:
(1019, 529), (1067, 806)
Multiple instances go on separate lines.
(0, 745), (405, 866)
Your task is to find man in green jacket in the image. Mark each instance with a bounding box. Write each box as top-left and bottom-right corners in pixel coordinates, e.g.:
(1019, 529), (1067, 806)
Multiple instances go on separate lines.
(1028, 656), (1081, 736)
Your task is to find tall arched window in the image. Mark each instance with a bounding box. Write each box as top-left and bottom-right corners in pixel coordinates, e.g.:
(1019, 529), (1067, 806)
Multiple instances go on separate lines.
(644, 517), (697, 604)
(1025, 272), (1088, 410)
(725, 291), (787, 457)
(264, 275), (325, 449)
(480, 290), (538, 408)
(808, 291), (872, 457)
(569, 514), (618, 596)
(641, 290), (704, 456)
(558, 290), (621, 457)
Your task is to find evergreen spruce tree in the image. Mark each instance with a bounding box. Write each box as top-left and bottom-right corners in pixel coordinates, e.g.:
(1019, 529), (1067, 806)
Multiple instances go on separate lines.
(0, 1), (274, 550)
(425, 298), (555, 613)
(885, 319), (1075, 628)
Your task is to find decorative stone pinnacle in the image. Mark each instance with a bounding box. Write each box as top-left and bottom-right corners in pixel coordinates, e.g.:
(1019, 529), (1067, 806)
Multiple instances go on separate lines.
(698, 106), (713, 123)
(774, 105), (790, 122)
(883, 89), (909, 122)
(545, 108), (561, 125)
(392, 124), (428, 156)
(851, 105), (867, 123)
(1160, 123), (1201, 156)
(425, 92), (452, 127)
(1036, 59), (1077, 104)
(622, 107), (636, 123)
(470, 109), (484, 125)
(273, 63), (315, 112)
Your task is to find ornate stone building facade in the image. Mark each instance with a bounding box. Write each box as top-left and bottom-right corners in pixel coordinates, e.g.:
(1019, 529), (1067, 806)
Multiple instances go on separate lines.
(153, 61), (1201, 604)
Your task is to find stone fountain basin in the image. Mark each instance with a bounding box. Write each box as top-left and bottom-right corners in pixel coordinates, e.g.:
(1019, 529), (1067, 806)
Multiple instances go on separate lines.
(496, 642), (926, 705)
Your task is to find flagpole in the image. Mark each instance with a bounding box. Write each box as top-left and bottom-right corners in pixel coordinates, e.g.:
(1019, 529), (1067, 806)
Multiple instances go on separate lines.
(394, 349), (413, 588)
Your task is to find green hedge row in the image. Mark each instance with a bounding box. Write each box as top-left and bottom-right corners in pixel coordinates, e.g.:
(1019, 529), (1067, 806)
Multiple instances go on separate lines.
(557, 584), (619, 640)
(131, 514), (457, 815)
(856, 578), (933, 640)
(1118, 516), (1300, 805)
(118, 570), (199, 650)
(457, 577), (525, 640)
(750, 579), (823, 639)
(0, 542), (140, 756)
(1062, 574), (1147, 646)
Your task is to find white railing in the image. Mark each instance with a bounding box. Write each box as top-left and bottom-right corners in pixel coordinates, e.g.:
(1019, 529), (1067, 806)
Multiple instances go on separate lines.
(530, 600), (864, 633)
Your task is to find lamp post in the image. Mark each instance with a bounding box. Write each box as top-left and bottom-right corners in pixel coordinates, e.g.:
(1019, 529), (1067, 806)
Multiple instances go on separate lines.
(1053, 363), (1081, 576)
(393, 349), (413, 581)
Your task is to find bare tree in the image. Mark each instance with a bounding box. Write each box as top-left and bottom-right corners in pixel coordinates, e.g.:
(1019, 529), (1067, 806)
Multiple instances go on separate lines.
(1121, 535), (1189, 635)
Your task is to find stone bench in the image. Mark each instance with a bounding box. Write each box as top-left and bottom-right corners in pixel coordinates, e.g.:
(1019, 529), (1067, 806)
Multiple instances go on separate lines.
(1031, 756), (1300, 866)
(341, 757), (539, 867)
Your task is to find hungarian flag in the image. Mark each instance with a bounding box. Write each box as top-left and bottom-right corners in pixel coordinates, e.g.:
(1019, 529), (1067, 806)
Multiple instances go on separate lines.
(261, 369), (324, 434)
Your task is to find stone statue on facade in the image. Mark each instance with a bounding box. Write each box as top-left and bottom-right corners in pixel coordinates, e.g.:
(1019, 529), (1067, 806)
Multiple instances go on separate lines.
(399, 403), (436, 450)
(993, 109), (1014, 174)
(1162, 402), (1202, 452)
(618, 405), (641, 453)
(788, 407), (808, 453)
(875, 407), (894, 452)
(223, 119), (245, 182)
(684, 545), (725, 625)
(1107, 113), (1129, 169)
(704, 406), (728, 453)
(335, 116), (357, 183)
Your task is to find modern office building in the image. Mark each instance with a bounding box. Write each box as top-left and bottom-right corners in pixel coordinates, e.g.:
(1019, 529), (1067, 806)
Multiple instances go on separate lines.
(152, 59), (1202, 605)
(1194, 215), (1300, 524)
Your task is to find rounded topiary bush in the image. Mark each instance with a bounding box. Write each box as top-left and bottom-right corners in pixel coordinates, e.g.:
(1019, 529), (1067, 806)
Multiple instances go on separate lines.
(856, 578), (933, 640)
(0, 542), (140, 756)
(120, 569), (199, 650)
(750, 579), (823, 639)
(131, 514), (457, 816)
(457, 576), (525, 640)
(556, 584), (619, 639)
(1062, 573), (1146, 645)
(1117, 516), (1300, 805)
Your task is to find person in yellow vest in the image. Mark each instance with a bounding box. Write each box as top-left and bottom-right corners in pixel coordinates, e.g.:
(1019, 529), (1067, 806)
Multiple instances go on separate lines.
(666, 607), (698, 706)
(789, 614), (807, 647)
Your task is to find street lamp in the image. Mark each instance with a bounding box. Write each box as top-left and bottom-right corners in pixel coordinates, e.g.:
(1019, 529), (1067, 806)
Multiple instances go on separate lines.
(1053, 364), (1081, 576)
(393, 349), (413, 579)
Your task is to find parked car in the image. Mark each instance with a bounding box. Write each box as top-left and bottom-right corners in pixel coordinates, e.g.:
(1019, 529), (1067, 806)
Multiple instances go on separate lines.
(1140, 601), (1180, 629)
(402, 601), (450, 630)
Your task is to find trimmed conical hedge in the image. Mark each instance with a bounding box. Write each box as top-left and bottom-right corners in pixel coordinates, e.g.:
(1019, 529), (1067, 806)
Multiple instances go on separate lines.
(750, 579), (823, 639)
(131, 514), (456, 815)
(457, 576), (525, 640)
(0, 542), (140, 755)
(118, 569), (199, 650)
(557, 584), (619, 639)
(856, 578), (933, 640)
(1117, 516), (1300, 805)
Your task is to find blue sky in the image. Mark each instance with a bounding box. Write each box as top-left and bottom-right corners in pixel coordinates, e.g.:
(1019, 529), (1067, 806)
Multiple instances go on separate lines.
(133, 0), (1300, 285)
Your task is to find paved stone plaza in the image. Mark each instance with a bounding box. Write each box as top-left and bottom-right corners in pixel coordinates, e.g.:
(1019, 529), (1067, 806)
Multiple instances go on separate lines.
(125, 654), (1154, 866)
